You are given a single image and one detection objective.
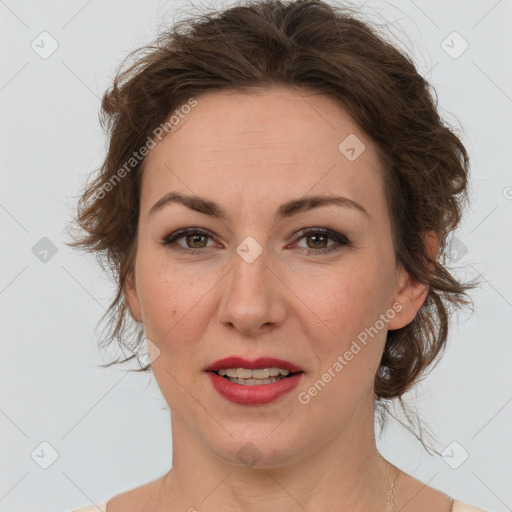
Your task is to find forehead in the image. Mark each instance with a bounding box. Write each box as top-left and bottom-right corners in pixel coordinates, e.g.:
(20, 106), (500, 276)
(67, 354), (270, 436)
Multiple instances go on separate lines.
(139, 86), (386, 219)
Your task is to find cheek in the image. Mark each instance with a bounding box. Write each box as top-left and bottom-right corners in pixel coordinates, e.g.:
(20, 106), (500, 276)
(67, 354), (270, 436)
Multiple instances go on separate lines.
(135, 251), (187, 334)
(295, 254), (394, 388)
(302, 259), (388, 334)
(296, 263), (391, 416)
(135, 249), (222, 356)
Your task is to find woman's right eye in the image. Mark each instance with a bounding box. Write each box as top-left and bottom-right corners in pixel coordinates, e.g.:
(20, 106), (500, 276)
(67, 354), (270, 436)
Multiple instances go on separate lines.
(159, 228), (215, 254)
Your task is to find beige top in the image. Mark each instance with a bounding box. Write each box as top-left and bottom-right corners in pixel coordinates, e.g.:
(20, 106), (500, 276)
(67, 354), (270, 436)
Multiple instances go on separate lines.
(70, 498), (488, 511)
(451, 500), (489, 512)
(70, 502), (108, 512)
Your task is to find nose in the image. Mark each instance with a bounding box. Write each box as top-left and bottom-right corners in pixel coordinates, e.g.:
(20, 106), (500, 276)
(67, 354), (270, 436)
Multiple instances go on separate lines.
(217, 245), (287, 336)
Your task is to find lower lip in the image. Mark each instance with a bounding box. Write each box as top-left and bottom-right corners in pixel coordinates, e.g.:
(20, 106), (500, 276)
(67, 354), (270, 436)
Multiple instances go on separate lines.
(205, 371), (304, 405)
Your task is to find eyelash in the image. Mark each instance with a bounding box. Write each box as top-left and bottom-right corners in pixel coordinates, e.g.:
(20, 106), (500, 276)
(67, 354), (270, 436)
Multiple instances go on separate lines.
(158, 227), (350, 256)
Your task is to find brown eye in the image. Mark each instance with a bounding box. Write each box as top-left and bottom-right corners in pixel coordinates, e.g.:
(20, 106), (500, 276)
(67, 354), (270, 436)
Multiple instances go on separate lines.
(185, 233), (209, 249)
(293, 228), (350, 256)
(159, 228), (215, 254)
(305, 233), (329, 249)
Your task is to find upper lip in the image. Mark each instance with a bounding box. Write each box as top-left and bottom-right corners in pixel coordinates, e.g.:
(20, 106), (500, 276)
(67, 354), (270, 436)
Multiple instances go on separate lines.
(205, 357), (304, 373)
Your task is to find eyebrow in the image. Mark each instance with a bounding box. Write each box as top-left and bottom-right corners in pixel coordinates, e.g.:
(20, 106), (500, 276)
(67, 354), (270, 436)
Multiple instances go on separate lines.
(148, 191), (368, 220)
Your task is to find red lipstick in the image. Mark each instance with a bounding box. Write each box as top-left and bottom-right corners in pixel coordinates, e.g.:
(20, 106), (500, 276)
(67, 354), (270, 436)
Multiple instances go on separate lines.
(204, 356), (304, 406)
(204, 356), (303, 373)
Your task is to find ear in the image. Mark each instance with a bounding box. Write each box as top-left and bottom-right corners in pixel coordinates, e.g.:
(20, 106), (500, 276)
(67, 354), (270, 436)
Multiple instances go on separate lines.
(387, 231), (438, 330)
(124, 270), (143, 323)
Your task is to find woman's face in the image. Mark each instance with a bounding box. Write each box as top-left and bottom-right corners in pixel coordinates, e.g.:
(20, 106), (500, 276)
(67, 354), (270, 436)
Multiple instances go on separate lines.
(126, 85), (427, 467)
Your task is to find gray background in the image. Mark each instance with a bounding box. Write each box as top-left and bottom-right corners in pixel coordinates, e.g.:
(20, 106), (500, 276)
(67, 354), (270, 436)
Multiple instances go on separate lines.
(0, 0), (511, 510)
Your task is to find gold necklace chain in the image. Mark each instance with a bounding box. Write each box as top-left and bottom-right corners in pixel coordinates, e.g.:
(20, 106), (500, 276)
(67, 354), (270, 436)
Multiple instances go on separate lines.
(386, 464), (398, 511)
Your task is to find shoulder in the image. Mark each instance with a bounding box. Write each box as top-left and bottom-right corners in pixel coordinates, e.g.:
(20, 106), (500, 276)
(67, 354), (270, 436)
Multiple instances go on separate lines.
(392, 470), (487, 512)
(102, 476), (165, 512)
(452, 499), (489, 512)
(68, 474), (166, 512)
(69, 501), (108, 512)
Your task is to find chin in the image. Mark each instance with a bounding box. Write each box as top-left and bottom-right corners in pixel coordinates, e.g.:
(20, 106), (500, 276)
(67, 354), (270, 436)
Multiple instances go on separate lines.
(206, 426), (310, 470)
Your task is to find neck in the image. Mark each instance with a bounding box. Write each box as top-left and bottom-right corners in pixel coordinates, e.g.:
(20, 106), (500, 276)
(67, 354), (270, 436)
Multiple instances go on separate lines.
(157, 394), (397, 511)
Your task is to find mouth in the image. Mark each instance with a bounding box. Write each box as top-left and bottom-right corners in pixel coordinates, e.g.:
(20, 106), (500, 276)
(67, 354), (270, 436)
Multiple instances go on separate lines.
(205, 356), (304, 382)
(210, 367), (304, 386)
(204, 356), (305, 401)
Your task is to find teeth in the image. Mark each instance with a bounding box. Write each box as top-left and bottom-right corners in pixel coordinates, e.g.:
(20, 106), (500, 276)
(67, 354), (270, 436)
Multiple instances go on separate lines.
(225, 376), (284, 386)
(217, 368), (291, 379)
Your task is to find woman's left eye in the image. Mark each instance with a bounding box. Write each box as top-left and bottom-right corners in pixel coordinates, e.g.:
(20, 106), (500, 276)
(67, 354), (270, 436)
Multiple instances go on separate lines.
(159, 227), (350, 256)
(292, 228), (350, 255)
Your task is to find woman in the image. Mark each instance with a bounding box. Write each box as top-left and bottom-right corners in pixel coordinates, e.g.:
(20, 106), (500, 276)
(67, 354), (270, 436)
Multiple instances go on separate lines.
(66, 0), (487, 510)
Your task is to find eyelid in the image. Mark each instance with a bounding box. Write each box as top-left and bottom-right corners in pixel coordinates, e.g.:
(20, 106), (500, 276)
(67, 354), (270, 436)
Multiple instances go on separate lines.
(292, 227), (350, 245)
(161, 227), (216, 247)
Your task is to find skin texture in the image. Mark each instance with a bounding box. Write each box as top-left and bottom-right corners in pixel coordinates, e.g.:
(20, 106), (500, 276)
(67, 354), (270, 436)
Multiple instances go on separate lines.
(116, 85), (453, 511)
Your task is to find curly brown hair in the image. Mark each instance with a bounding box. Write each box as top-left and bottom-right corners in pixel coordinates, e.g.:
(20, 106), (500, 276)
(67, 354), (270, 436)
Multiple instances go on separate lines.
(66, 0), (475, 453)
